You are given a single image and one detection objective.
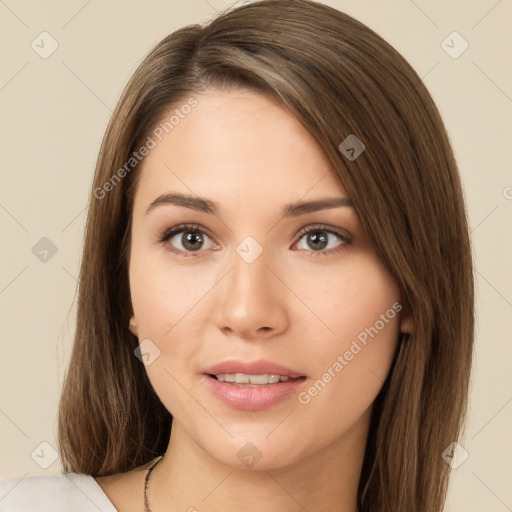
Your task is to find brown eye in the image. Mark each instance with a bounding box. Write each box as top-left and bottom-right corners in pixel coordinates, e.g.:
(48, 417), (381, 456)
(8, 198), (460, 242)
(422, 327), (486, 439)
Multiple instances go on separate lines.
(159, 224), (216, 257)
(294, 225), (351, 256)
(176, 230), (205, 251)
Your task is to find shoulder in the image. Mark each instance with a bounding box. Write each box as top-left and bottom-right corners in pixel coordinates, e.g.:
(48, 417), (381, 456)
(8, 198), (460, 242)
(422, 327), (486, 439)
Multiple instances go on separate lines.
(0, 473), (117, 512)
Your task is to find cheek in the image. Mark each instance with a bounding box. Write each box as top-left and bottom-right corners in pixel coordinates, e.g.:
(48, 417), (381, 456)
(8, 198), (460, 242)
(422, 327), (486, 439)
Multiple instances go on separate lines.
(128, 248), (217, 419)
(294, 256), (401, 435)
(128, 254), (205, 419)
(286, 249), (401, 349)
(129, 243), (213, 341)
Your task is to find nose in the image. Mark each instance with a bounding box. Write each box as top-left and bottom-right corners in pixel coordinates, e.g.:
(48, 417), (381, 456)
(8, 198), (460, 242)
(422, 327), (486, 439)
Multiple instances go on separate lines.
(214, 248), (289, 341)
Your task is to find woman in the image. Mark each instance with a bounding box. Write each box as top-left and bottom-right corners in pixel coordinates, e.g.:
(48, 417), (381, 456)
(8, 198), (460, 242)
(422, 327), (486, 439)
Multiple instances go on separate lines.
(0, 0), (474, 510)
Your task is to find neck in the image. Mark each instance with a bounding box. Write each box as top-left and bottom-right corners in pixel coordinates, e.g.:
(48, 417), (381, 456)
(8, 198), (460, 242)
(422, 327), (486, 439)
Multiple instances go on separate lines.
(149, 410), (370, 512)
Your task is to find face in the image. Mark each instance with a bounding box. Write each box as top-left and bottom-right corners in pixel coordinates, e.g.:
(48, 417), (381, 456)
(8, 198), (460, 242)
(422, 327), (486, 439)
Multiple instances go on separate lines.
(128, 87), (413, 470)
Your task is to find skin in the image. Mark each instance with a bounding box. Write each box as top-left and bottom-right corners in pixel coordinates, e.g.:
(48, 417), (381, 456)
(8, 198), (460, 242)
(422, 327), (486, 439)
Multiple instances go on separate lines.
(95, 88), (413, 511)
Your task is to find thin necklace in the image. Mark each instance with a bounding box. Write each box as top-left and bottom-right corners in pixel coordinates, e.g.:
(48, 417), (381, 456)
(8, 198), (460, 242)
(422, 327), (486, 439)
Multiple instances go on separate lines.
(144, 455), (164, 512)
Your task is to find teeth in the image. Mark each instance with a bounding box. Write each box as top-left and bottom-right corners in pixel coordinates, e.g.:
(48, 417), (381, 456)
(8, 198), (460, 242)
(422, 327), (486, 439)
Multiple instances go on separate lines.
(216, 373), (291, 385)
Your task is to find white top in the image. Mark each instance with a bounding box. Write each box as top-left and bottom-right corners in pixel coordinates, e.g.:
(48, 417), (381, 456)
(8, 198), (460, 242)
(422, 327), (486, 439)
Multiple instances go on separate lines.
(0, 473), (117, 511)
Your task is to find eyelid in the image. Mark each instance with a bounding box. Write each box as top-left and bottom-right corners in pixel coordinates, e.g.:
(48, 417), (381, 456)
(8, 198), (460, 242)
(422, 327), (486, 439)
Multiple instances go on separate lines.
(294, 223), (352, 243)
(159, 223), (216, 242)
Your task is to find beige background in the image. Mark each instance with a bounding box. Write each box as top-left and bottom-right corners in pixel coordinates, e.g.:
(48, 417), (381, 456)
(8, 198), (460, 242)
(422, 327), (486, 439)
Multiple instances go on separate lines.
(1, 0), (511, 510)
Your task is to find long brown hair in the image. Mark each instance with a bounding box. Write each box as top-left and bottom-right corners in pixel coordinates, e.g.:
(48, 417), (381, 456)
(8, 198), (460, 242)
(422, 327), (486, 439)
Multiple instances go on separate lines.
(58, 1), (474, 510)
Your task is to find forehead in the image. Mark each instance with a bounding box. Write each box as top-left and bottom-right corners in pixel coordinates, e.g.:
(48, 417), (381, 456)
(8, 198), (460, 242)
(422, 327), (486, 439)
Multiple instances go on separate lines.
(133, 88), (348, 215)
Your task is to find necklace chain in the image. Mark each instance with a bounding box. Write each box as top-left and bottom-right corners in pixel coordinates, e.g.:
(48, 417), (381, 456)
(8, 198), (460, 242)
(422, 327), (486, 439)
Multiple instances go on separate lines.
(144, 455), (164, 512)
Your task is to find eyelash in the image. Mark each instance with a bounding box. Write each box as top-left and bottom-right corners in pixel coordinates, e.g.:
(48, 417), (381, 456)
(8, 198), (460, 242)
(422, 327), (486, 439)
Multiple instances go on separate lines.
(158, 223), (352, 258)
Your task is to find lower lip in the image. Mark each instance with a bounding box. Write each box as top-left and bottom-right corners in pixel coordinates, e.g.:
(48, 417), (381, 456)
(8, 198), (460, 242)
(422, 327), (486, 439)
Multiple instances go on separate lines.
(204, 375), (306, 411)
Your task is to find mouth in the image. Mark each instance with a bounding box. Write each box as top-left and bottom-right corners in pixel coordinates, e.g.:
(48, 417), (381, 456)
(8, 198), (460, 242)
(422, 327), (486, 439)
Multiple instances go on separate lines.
(208, 373), (304, 386)
(203, 360), (307, 411)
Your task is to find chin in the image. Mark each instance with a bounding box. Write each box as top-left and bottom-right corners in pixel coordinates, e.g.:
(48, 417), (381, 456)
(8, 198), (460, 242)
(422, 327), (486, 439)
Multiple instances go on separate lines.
(192, 425), (321, 473)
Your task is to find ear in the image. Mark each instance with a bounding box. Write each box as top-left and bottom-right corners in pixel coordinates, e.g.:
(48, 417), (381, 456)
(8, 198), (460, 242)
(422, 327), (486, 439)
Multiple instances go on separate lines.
(129, 312), (138, 336)
(399, 302), (414, 335)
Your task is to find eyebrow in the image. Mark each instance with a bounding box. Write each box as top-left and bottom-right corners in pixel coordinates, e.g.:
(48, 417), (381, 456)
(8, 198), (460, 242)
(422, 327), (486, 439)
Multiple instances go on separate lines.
(145, 192), (353, 217)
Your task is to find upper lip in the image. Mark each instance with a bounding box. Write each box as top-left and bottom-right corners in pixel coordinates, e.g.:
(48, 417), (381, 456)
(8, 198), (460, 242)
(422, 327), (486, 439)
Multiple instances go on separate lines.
(204, 359), (306, 379)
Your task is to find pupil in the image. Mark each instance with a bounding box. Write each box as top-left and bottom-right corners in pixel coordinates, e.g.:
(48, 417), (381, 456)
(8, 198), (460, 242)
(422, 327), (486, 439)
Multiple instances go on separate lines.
(308, 231), (327, 250)
(183, 231), (203, 251)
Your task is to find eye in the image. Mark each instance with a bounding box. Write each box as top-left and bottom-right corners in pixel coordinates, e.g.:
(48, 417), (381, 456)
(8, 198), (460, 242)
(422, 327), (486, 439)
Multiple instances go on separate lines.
(292, 224), (351, 256)
(158, 223), (217, 258)
(158, 223), (351, 258)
